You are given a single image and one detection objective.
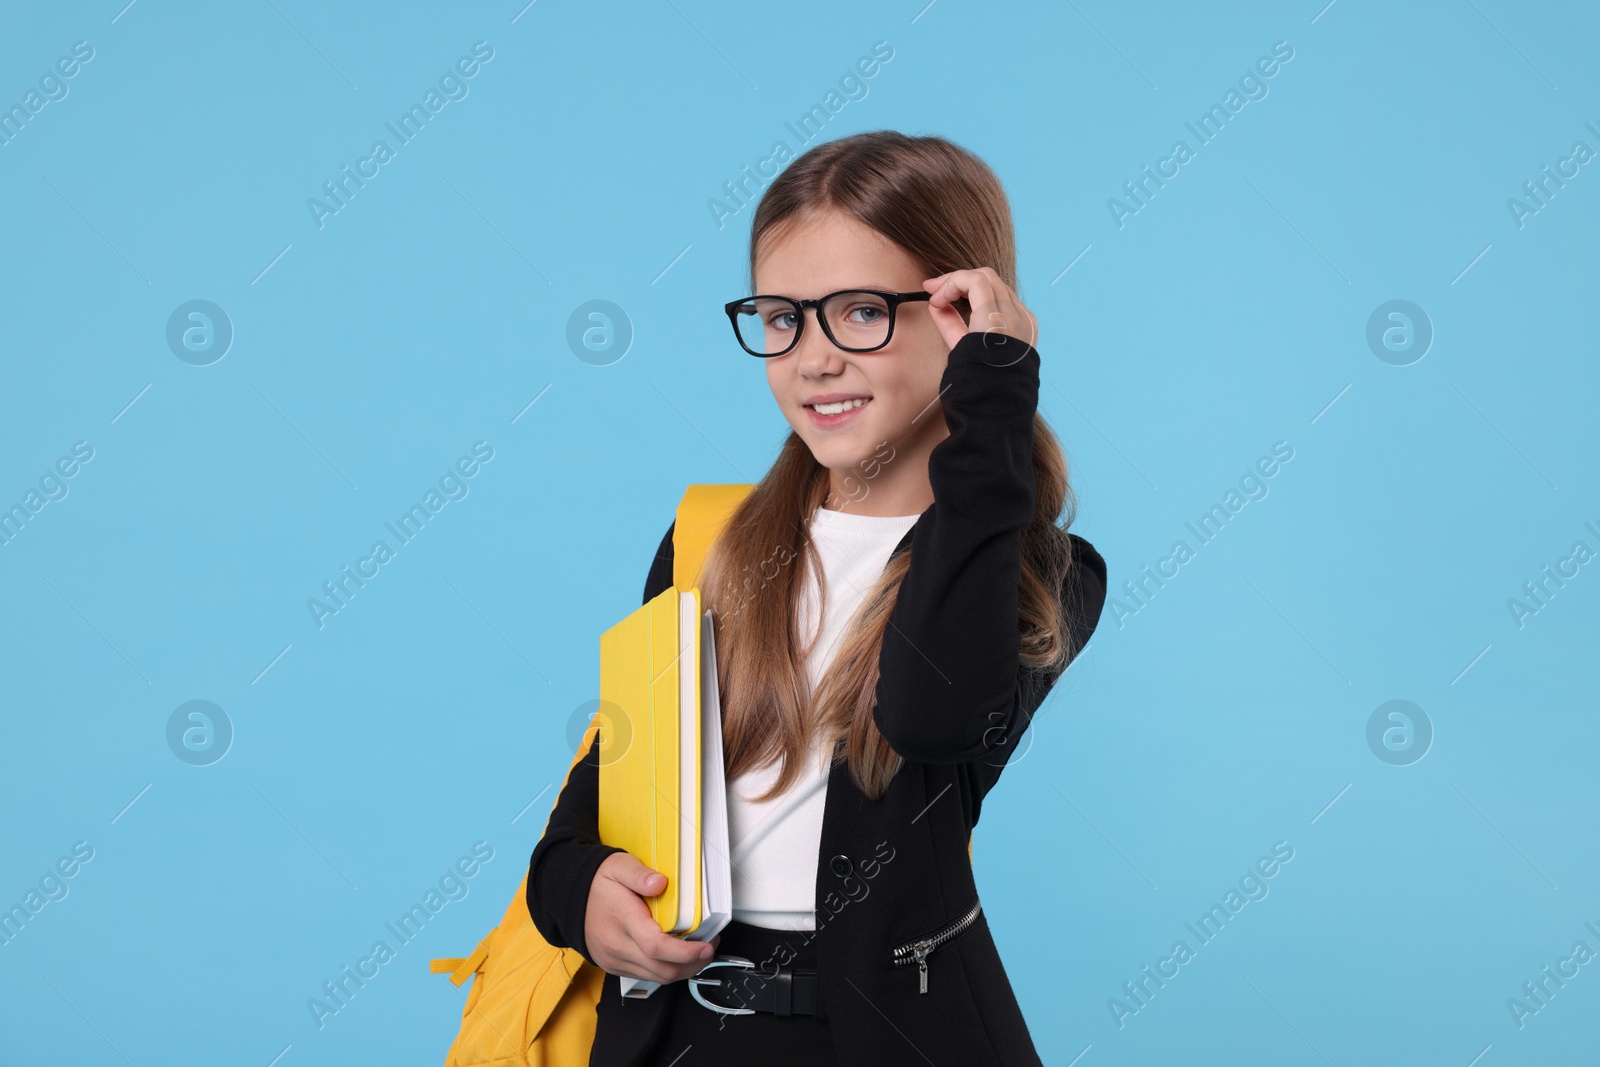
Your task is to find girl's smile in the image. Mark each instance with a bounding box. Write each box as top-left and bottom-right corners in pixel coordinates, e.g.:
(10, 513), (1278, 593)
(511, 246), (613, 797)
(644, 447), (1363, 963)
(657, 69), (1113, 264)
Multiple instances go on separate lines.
(803, 393), (872, 428)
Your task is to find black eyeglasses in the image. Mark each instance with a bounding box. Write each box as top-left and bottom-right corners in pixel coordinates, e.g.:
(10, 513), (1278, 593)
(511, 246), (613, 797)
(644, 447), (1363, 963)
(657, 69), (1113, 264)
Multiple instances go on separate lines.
(724, 289), (933, 358)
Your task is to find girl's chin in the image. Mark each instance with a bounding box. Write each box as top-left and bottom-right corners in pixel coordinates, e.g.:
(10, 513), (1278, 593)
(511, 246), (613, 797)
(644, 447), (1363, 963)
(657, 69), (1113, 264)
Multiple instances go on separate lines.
(809, 443), (885, 473)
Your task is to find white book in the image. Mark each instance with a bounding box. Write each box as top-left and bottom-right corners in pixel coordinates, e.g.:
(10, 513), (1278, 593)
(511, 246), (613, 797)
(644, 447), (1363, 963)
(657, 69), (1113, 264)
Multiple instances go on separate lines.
(619, 604), (731, 1000)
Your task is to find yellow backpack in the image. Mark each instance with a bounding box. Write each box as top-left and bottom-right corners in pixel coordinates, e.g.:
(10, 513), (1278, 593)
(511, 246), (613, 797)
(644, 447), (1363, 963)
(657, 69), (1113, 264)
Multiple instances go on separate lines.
(430, 484), (753, 1066)
(430, 483), (975, 1065)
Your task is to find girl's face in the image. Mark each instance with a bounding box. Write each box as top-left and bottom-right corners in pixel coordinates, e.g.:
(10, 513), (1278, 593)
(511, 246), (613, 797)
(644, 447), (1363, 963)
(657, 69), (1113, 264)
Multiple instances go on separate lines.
(754, 209), (950, 510)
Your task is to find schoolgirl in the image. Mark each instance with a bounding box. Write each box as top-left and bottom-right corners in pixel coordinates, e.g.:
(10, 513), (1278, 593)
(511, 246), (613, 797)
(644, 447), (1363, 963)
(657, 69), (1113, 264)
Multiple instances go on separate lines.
(527, 129), (1109, 1066)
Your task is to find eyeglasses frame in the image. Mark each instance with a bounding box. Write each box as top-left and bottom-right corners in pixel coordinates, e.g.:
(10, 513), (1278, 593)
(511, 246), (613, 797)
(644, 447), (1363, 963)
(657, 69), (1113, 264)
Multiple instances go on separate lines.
(723, 289), (934, 358)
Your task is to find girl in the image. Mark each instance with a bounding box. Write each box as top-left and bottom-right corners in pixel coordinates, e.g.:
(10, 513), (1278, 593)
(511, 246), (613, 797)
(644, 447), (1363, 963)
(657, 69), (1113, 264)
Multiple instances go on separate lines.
(527, 130), (1108, 1066)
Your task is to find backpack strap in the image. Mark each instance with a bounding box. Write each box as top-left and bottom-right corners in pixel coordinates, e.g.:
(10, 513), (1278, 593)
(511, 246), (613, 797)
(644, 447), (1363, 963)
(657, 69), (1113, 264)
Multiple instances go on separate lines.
(430, 931), (494, 986)
(673, 484), (755, 591)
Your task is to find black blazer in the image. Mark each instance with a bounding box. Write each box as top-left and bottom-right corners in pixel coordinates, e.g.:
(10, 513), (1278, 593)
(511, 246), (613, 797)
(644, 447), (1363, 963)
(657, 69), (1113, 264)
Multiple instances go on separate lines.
(526, 331), (1109, 1066)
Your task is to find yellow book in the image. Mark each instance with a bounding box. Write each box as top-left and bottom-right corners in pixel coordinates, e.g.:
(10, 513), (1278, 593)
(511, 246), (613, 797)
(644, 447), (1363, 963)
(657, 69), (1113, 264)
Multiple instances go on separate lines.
(598, 585), (732, 1000)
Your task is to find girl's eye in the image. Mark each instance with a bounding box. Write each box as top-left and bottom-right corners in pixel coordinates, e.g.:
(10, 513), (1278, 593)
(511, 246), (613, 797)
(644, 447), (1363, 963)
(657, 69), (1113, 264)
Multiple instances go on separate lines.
(845, 305), (886, 325)
(769, 311), (798, 331)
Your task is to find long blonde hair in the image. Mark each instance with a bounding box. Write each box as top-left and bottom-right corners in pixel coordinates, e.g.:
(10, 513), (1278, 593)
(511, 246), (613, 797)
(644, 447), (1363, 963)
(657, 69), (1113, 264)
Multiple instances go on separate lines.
(699, 130), (1083, 802)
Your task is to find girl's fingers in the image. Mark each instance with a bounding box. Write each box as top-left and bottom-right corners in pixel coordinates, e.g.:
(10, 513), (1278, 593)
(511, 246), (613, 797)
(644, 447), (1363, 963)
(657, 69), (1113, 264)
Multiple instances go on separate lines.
(925, 269), (989, 309)
(621, 956), (678, 985)
(923, 267), (1038, 347)
(627, 914), (716, 968)
(926, 268), (1007, 318)
(617, 937), (689, 984)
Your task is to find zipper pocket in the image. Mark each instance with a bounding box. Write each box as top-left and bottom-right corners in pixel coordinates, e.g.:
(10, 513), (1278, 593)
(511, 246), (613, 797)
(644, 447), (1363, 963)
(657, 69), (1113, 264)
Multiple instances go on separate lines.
(890, 897), (982, 994)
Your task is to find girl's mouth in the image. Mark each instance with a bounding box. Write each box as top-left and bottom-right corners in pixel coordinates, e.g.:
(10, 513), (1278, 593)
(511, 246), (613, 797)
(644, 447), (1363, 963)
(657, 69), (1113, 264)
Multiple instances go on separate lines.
(805, 397), (870, 428)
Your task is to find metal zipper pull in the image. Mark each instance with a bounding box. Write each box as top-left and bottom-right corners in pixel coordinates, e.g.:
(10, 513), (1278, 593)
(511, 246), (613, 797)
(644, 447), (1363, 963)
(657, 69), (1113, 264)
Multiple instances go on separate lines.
(909, 937), (940, 993)
(891, 898), (982, 995)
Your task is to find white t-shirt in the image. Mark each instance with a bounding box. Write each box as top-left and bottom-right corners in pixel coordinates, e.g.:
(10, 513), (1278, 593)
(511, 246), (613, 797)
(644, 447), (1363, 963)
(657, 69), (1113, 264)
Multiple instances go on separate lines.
(726, 504), (922, 930)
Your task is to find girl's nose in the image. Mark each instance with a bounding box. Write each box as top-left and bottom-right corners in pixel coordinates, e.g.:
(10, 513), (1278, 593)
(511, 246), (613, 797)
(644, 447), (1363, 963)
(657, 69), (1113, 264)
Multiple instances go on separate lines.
(794, 313), (845, 376)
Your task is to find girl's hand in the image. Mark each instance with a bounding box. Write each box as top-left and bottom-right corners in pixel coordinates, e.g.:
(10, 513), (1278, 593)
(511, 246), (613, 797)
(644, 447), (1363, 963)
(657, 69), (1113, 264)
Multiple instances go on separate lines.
(585, 851), (720, 984)
(922, 267), (1039, 355)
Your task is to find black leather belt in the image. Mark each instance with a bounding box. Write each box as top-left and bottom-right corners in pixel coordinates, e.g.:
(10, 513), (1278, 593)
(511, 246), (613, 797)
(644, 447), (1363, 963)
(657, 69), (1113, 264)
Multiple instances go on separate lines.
(687, 955), (821, 1017)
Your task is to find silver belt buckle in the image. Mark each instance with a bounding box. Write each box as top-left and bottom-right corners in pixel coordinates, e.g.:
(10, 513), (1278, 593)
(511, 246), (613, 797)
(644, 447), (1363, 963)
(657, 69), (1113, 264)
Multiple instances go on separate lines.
(687, 955), (757, 1015)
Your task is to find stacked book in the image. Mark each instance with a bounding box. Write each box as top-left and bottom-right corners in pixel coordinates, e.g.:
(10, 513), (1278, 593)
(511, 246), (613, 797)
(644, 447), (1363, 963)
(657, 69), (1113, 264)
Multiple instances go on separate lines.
(598, 585), (733, 1000)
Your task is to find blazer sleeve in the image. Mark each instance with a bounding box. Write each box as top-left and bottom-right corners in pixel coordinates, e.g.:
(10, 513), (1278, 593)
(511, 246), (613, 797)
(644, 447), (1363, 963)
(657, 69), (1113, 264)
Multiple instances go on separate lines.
(960, 534), (1107, 815)
(872, 330), (1104, 765)
(525, 519), (677, 965)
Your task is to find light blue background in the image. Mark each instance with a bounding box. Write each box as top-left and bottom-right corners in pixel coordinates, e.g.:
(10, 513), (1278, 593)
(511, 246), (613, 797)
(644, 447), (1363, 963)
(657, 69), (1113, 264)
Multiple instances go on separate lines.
(2, 1), (1596, 1064)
